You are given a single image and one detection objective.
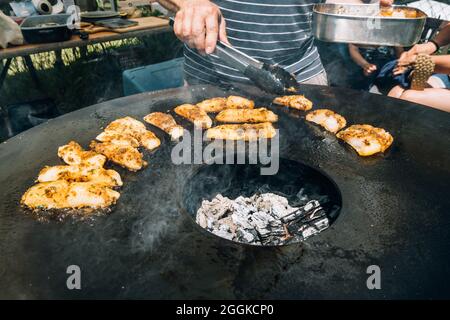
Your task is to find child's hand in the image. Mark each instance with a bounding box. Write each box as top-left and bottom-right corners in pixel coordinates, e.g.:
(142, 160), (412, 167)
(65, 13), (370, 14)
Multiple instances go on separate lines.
(363, 63), (377, 76)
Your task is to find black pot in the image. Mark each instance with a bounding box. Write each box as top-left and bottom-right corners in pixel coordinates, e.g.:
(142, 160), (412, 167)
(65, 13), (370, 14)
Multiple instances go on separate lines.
(20, 14), (73, 44)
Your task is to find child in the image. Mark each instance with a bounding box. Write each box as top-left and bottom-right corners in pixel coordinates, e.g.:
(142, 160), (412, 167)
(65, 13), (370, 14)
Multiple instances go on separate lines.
(348, 44), (403, 91)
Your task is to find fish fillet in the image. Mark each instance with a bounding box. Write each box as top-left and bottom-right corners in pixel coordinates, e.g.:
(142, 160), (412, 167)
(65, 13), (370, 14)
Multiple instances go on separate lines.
(58, 141), (106, 168)
(206, 122), (277, 141)
(226, 96), (255, 109)
(215, 108), (278, 123)
(273, 95), (313, 111)
(21, 180), (120, 210)
(144, 112), (184, 140)
(336, 124), (393, 156)
(90, 141), (147, 171)
(306, 109), (347, 133)
(174, 104), (212, 129)
(37, 165), (122, 187)
(65, 182), (120, 209)
(96, 131), (140, 148)
(102, 117), (160, 151)
(196, 97), (227, 113)
(21, 180), (70, 210)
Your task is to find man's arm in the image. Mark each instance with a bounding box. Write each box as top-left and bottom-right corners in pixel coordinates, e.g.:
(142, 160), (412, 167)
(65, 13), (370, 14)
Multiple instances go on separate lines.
(156, 0), (228, 54)
(326, 0), (393, 5)
(432, 55), (450, 74)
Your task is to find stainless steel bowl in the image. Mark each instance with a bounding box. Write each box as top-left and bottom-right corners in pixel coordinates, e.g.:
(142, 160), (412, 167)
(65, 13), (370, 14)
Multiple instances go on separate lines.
(312, 4), (427, 47)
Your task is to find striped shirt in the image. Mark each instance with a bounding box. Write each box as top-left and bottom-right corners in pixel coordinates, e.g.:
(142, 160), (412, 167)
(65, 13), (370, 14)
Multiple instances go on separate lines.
(184, 0), (325, 85)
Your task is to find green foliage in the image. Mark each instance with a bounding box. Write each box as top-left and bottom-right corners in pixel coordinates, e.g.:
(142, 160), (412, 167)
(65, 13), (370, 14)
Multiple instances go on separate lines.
(1, 32), (183, 114)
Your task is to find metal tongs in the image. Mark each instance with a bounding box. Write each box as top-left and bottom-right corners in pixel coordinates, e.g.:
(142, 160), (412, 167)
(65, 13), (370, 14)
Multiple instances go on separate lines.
(167, 15), (299, 94)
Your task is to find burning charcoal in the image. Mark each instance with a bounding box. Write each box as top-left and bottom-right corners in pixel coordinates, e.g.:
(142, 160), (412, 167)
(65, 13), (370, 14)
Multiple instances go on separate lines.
(297, 217), (329, 240)
(196, 211), (208, 228)
(236, 228), (260, 244)
(196, 193), (330, 246)
(212, 227), (234, 241)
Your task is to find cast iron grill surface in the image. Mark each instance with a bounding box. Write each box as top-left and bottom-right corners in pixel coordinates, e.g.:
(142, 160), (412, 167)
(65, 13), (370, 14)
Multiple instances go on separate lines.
(0, 84), (449, 299)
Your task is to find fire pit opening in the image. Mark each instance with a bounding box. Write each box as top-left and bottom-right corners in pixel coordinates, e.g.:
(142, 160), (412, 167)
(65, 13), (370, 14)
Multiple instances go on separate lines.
(182, 158), (342, 246)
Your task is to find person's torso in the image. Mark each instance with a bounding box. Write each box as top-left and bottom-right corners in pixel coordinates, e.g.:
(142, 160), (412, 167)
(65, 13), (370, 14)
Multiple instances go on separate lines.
(184, 0), (324, 85)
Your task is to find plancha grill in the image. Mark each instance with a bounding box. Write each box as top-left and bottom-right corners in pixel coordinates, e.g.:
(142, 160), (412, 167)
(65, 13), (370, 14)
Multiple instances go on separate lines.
(0, 84), (449, 299)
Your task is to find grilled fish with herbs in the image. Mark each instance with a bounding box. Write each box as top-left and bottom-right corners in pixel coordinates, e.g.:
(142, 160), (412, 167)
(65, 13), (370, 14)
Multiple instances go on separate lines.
(226, 96), (255, 109)
(273, 95), (313, 111)
(102, 116), (160, 151)
(58, 141), (106, 168)
(90, 141), (147, 171)
(306, 109), (347, 133)
(206, 122), (277, 141)
(174, 104), (212, 129)
(21, 180), (120, 210)
(336, 124), (393, 156)
(215, 108), (278, 123)
(37, 165), (122, 187)
(196, 97), (227, 113)
(143, 112), (184, 140)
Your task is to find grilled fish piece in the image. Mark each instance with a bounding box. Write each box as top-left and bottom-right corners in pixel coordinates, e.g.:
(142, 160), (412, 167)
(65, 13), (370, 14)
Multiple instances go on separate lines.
(215, 108), (278, 123)
(206, 122), (277, 141)
(143, 112), (184, 140)
(174, 104), (212, 129)
(102, 117), (160, 151)
(21, 180), (70, 210)
(336, 124), (393, 156)
(273, 95), (313, 111)
(196, 97), (227, 113)
(65, 182), (120, 209)
(58, 141), (106, 168)
(226, 96), (255, 109)
(306, 109), (347, 133)
(90, 141), (147, 171)
(21, 180), (120, 210)
(96, 131), (140, 148)
(37, 165), (122, 187)
(104, 116), (147, 135)
(139, 130), (161, 151)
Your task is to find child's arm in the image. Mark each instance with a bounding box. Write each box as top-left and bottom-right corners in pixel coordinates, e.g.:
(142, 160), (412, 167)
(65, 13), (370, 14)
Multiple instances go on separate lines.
(348, 44), (377, 76)
(395, 47), (404, 58)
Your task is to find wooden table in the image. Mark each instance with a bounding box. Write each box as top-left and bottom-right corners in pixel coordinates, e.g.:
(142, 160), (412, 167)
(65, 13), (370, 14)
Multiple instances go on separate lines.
(0, 16), (171, 89)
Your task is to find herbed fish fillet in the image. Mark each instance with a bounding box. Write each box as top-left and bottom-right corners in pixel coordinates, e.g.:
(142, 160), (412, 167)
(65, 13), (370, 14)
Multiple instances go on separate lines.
(58, 141), (106, 168)
(90, 141), (147, 172)
(196, 97), (227, 113)
(37, 165), (122, 187)
(143, 112), (184, 140)
(174, 104), (212, 129)
(226, 96), (255, 109)
(96, 131), (140, 148)
(273, 95), (313, 111)
(306, 109), (347, 133)
(102, 116), (160, 151)
(104, 116), (147, 135)
(21, 180), (70, 210)
(215, 108), (278, 123)
(336, 124), (393, 156)
(21, 180), (120, 210)
(206, 122), (277, 141)
(65, 182), (120, 209)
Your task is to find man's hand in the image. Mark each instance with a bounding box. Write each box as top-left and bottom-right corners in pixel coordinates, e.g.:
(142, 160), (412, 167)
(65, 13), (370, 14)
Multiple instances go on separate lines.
(393, 43), (434, 75)
(363, 63), (377, 76)
(380, 0), (393, 6)
(173, 0), (229, 54)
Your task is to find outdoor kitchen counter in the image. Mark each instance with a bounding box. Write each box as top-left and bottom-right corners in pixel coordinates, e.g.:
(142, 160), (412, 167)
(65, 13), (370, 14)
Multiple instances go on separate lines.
(0, 84), (449, 299)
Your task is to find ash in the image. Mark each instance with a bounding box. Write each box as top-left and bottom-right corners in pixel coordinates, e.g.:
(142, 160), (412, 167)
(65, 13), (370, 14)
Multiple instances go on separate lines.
(196, 193), (329, 245)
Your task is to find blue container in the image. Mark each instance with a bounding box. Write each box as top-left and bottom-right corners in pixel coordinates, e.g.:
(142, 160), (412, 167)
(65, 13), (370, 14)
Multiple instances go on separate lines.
(122, 58), (185, 96)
